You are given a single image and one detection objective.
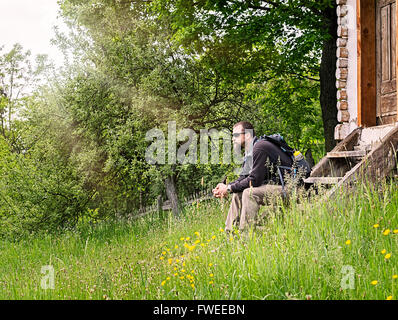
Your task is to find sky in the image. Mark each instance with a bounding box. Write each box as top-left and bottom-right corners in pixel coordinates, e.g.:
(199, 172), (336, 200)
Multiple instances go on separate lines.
(0, 0), (67, 67)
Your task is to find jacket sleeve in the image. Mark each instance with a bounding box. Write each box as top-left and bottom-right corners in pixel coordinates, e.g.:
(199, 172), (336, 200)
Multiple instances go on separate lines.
(229, 144), (269, 193)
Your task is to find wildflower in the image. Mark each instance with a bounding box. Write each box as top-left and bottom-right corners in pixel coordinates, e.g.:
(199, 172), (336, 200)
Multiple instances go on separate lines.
(200, 243), (205, 247)
(383, 229), (391, 236)
(209, 281), (214, 285)
(194, 239), (200, 244)
(219, 228), (224, 232)
(393, 229), (398, 234)
(175, 245), (179, 249)
(385, 253), (392, 259)
(168, 258), (173, 265)
(186, 237), (190, 241)
(381, 249), (387, 254)
(393, 275), (398, 279)
(371, 280), (378, 285)
(179, 276), (184, 280)
(209, 263), (213, 267)
(191, 283), (195, 289)
(210, 273), (214, 278)
(166, 248), (170, 252)
(386, 296), (393, 300)
(191, 270), (195, 274)
(180, 237), (185, 241)
(161, 280), (166, 286)
(373, 224), (379, 228)
(194, 232), (200, 237)
(211, 235), (216, 240)
(174, 273), (178, 276)
(175, 259), (180, 263)
(162, 251), (166, 255)
(182, 262), (186, 267)
(166, 277), (171, 281)
(345, 240), (351, 245)
(181, 269), (186, 273)
(159, 256), (164, 260)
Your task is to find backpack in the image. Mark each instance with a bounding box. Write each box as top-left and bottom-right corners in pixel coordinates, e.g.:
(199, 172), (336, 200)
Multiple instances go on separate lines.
(257, 134), (311, 194)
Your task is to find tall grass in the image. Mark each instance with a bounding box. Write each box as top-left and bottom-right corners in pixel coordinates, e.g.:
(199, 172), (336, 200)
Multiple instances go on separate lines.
(0, 179), (397, 300)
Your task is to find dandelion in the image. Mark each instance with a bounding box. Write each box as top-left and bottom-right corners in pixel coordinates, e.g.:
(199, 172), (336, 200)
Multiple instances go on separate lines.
(186, 237), (190, 241)
(345, 240), (351, 245)
(175, 259), (180, 263)
(209, 263), (213, 267)
(174, 273), (178, 276)
(373, 224), (379, 228)
(393, 229), (398, 234)
(385, 253), (392, 259)
(393, 275), (398, 279)
(386, 296), (393, 300)
(182, 262), (186, 267)
(194, 239), (200, 244)
(219, 228), (224, 232)
(209, 281), (214, 285)
(180, 237), (185, 241)
(381, 249), (387, 254)
(181, 269), (186, 273)
(175, 245), (179, 249)
(162, 251), (166, 255)
(179, 276), (184, 280)
(211, 235), (216, 240)
(383, 229), (391, 236)
(194, 232), (200, 237)
(168, 258), (173, 265)
(166, 277), (171, 281)
(159, 256), (164, 260)
(191, 283), (195, 289)
(200, 243), (205, 247)
(161, 280), (166, 286)
(371, 280), (378, 285)
(210, 273), (214, 278)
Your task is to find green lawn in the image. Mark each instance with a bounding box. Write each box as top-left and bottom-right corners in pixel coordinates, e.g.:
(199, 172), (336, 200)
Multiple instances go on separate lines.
(0, 180), (397, 300)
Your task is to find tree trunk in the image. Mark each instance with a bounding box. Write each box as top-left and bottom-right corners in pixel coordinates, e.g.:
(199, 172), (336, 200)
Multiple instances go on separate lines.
(164, 168), (180, 217)
(320, 4), (338, 152)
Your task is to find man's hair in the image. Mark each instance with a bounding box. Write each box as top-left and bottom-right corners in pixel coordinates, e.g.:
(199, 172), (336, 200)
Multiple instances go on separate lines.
(233, 121), (255, 137)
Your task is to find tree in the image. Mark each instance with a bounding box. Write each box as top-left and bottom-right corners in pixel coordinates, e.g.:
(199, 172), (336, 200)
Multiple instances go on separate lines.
(152, 0), (338, 151)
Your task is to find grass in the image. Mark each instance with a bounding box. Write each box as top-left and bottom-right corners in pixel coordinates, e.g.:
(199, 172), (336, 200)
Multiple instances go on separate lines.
(0, 179), (397, 300)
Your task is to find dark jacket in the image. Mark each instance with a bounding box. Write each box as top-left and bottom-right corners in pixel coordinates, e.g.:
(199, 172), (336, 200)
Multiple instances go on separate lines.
(229, 137), (293, 193)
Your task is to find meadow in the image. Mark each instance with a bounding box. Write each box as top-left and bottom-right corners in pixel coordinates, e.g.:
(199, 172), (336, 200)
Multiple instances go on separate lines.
(0, 180), (397, 300)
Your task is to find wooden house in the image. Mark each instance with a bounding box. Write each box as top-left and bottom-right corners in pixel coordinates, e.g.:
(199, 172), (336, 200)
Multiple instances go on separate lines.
(305, 0), (398, 194)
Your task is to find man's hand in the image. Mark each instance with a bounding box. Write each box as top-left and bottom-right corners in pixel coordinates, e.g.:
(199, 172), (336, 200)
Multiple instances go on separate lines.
(212, 183), (229, 198)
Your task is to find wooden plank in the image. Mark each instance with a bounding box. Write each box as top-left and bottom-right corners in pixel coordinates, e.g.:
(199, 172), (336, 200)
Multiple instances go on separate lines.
(304, 177), (342, 184)
(327, 150), (367, 158)
(328, 124), (398, 198)
(358, 0), (377, 127)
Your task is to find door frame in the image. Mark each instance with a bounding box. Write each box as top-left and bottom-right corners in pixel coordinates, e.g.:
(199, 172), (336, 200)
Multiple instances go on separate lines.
(357, 0), (398, 127)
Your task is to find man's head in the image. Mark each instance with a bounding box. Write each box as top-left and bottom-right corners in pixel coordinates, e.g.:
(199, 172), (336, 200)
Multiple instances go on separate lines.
(232, 121), (255, 150)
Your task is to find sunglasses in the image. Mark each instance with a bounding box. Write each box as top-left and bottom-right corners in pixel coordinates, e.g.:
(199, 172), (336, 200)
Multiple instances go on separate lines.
(232, 132), (246, 137)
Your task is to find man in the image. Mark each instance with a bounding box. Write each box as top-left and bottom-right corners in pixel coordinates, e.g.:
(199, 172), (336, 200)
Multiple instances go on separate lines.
(212, 121), (292, 232)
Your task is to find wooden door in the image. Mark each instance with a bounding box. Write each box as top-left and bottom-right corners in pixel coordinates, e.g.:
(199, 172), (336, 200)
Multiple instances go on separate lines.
(376, 0), (397, 125)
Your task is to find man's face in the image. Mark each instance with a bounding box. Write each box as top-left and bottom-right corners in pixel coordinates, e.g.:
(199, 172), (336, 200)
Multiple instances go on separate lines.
(232, 125), (246, 149)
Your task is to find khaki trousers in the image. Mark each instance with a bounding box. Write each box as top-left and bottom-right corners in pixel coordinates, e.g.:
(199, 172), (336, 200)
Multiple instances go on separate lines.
(225, 184), (283, 232)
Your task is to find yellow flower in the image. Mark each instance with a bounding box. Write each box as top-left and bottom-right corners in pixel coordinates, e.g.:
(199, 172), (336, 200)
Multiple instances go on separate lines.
(194, 232), (200, 237)
(210, 273), (214, 278)
(373, 224), (379, 228)
(211, 235), (216, 240)
(166, 248), (170, 252)
(191, 283), (195, 288)
(345, 240), (351, 245)
(161, 280), (166, 286)
(393, 275), (398, 279)
(182, 262), (186, 267)
(209, 263), (213, 267)
(159, 256), (164, 260)
(385, 253), (392, 259)
(209, 281), (214, 285)
(175, 259), (180, 263)
(381, 249), (387, 254)
(179, 276), (184, 280)
(194, 239), (200, 244)
(175, 245), (179, 249)
(191, 270), (195, 274)
(174, 273), (178, 276)
(180, 237), (185, 241)
(219, 228), (224, 232)
(181, 269), (186, 273)
(162, 251), (166, 255)
(393, 229), (398, 234)
(383, 229), (391, 236)
(386, 296), (393, 300)
(168, 258), (173, 265)
(166, 277), (170, 280)
(200, 243), (205, 247)
(371, 280), (378, 285)
(186, 237), (190, 241)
